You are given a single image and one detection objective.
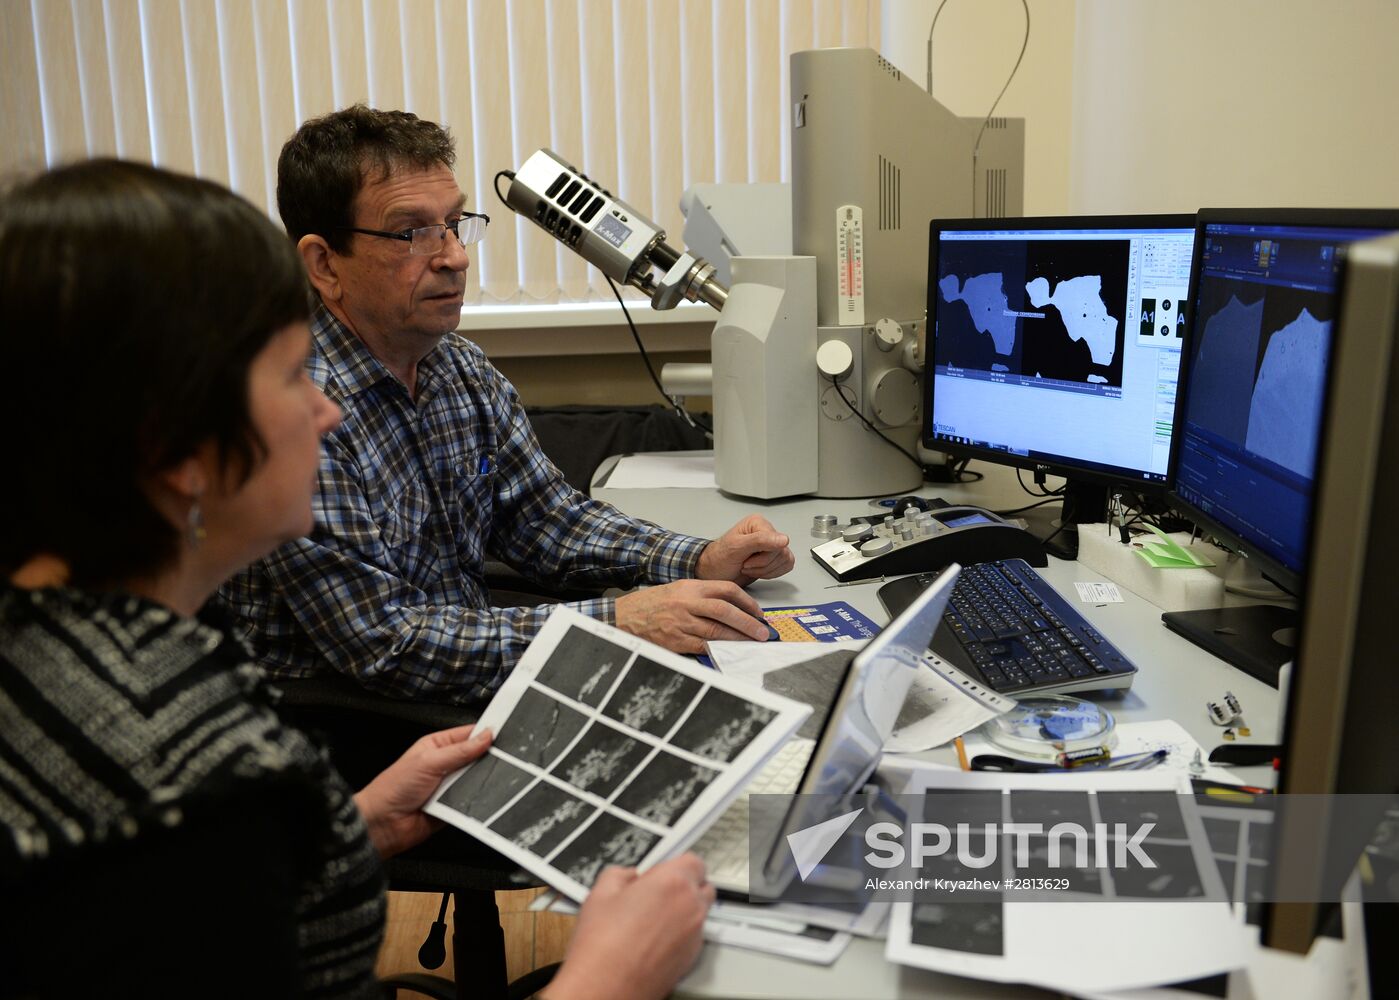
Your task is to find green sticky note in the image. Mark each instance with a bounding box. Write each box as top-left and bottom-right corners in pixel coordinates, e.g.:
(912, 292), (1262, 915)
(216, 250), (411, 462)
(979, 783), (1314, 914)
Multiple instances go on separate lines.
(1136, 544), (1197, 568)
(1134, 524), (1216, 568)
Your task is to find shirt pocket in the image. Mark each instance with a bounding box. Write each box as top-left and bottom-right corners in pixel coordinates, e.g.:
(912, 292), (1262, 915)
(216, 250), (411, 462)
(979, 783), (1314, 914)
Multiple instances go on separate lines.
(453, 453), (494, 564)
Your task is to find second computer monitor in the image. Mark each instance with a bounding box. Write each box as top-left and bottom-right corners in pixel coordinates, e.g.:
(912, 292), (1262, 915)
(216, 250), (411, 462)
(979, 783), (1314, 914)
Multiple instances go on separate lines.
(1168, 210), (1399, 593)
(924, 215), (1197, 554)
(1161, 209), (1399, 684)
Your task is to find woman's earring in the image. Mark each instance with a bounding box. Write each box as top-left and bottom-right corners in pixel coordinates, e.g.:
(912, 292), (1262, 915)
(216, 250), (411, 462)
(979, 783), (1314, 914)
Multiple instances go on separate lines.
(187, 499), (207, 549)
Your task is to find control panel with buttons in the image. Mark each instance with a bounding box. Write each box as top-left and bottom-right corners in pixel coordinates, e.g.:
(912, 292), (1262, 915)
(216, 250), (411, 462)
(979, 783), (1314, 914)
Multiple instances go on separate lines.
(811, 505), (1048, 582)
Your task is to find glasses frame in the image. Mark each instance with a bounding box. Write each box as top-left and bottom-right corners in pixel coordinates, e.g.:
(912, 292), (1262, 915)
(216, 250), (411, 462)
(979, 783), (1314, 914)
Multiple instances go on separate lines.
(337, 211), (490, 254)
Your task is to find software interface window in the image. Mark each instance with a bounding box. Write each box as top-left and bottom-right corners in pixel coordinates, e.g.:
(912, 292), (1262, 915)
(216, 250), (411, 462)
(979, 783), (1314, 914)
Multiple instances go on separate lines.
(930, 226), (1197, 482)
(1173, 223), (1380, 576)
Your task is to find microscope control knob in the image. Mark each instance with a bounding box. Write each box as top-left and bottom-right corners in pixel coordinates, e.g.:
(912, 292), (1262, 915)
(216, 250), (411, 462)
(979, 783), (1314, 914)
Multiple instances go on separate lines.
(841, 523), (874, 544)
(816, 340), (854, 379)
(860, 537), (893, 557)
(874, 318), (904, 351)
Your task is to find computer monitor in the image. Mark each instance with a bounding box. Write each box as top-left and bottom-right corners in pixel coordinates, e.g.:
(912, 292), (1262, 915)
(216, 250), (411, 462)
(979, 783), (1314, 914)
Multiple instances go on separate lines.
(923, 215), (1197, 558)
(1266, 230), (1399, 963)
(1161, 210), (1399, 684)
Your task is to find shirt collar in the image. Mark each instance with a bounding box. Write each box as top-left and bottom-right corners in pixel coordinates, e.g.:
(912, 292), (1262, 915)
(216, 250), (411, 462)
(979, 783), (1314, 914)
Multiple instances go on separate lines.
(310, 302), (454, 403)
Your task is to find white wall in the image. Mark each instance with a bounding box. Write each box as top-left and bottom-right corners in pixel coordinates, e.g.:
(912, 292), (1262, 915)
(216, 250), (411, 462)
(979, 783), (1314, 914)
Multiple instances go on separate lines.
(1071, 0), (1399, 213)
(880, 0), (1076, 216)
(881, 1), (1399, 216)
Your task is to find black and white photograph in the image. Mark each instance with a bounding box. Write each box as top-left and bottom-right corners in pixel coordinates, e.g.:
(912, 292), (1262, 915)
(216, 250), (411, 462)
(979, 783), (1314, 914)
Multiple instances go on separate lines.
(1108, 841), (1210, 899)
(553, 721), (654, 798)
(669, 687), (777, 763)
(915, 829), (998, 884)
(910, 898), (1005, 957)
(534, 625), (633, 707)
(488, 779), (596, 858)
(1007, 837), (1106, 896)
(550, 811), (661, 888)
(435, 750), (537, 823)
(1008, 789), (1094, 829)
(601, 655), (703, 737)
(612, 748), (721, 826)
(491, 687), (589, 770)
(921, 789), (1003, 828)
(1096, 791), (1189, 841)
(425, 607), (809, 906)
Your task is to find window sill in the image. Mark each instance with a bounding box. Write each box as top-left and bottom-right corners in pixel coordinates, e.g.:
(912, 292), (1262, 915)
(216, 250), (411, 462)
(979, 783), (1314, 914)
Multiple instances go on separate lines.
(456, 299), (713, 332)
(456, 300), (716, 358)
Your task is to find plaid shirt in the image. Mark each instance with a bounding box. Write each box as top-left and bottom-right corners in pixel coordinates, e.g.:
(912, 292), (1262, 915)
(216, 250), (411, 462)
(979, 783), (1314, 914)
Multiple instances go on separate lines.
(218, 305), (709, 704)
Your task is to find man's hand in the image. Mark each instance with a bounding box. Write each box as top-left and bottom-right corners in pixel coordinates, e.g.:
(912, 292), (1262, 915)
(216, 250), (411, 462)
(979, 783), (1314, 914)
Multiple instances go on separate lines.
(696, 514), (795, 587)
(615, 579), (770, 653)
(354, 725), (492, 859)
(544, 855), (714, 1000)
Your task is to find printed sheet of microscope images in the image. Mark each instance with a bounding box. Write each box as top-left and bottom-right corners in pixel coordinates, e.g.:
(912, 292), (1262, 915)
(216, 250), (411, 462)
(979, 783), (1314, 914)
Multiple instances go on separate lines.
(427, 607), (808, 901)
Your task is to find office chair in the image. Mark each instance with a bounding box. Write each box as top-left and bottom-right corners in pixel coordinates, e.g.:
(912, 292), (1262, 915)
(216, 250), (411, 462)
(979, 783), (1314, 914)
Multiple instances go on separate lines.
(273, 674), (557, 1000)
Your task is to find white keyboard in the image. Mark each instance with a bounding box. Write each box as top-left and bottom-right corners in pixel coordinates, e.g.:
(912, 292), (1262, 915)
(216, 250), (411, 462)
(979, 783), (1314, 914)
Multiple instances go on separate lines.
(693, 738), (815, 892)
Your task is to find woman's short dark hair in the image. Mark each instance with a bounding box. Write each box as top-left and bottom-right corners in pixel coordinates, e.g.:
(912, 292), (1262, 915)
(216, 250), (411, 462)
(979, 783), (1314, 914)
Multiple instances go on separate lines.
(277, 104), (457, 254)
(0, 159), (311, 586)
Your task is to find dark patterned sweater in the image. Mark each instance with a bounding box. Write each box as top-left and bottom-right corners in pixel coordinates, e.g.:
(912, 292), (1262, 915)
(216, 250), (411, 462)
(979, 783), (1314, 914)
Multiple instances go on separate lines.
(0, 585), (387, 998)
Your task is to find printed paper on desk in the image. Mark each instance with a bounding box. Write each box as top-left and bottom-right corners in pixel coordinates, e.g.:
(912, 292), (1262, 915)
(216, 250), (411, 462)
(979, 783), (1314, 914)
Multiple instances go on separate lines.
(885, 653), (1015, 753)
(425, 607), (810, 903)
(884, 769), (1249, 993)
(702, 908), (853, 965)
(1074, 580), (1124, 603)
(603, 453), (716, 489)
(761, 601), (881, 642)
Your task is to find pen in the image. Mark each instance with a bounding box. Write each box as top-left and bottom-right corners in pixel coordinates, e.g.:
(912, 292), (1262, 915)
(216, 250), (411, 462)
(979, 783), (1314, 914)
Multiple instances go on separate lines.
(954, 736), (970, 771)
(825, 576), (886, 589)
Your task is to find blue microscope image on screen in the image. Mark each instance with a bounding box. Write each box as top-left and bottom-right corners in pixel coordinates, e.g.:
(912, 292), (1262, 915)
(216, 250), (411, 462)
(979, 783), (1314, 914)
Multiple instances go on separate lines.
(934, 239), (1131, 393)
(1186, 278), (1335, 482)
(1172, 223), (1384, 577)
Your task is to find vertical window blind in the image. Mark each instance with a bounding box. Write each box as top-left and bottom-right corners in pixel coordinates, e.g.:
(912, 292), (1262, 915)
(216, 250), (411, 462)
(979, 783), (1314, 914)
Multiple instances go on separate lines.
(2, 0), (880, 304)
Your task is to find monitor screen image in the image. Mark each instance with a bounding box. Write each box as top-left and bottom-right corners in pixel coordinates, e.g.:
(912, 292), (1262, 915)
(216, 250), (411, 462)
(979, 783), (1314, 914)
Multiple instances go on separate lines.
(924, 216), (1197, 488)
(1169, 217), (1399, 589)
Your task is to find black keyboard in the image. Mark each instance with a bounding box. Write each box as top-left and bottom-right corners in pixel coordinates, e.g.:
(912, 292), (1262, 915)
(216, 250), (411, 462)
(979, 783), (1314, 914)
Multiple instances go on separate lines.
(878, 559), (1137, 696)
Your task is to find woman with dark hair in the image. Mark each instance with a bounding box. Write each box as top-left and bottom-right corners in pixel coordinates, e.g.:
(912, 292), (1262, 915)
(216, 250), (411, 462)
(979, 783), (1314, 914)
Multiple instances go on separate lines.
(0, 160), (712, 998)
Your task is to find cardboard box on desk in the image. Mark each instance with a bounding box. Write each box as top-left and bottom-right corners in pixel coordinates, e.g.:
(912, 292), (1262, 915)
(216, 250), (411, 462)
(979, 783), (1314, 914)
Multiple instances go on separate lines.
(1076, 524), (1229, 613)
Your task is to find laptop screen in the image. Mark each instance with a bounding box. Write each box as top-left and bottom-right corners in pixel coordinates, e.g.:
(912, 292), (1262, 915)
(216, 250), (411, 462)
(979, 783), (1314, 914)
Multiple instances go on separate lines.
(758, 565), (962, 881)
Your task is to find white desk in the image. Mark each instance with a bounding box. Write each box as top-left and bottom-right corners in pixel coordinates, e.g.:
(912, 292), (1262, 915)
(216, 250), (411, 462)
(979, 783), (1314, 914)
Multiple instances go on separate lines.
(594, 456), (1281, 1000)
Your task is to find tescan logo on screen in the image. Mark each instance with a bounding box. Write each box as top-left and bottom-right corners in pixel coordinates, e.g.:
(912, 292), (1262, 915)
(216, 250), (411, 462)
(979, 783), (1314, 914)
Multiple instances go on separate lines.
(786, 809), (1158, 883)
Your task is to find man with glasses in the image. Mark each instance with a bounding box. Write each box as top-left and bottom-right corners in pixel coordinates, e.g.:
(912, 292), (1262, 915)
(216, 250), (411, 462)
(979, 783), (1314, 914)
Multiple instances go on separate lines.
(219, 105), (793, 704)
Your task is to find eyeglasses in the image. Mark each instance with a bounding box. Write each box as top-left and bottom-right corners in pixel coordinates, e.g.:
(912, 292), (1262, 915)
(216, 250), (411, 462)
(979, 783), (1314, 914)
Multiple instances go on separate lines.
(338, 212), (490, 254)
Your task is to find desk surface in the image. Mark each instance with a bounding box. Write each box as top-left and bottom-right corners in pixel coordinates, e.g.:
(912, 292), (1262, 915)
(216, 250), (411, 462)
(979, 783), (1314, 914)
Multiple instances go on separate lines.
(594, 456), (1280, 1000)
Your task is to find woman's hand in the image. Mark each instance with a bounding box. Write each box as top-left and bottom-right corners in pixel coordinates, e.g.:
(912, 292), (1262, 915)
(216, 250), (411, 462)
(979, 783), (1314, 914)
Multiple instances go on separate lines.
(544, 854), (715, 1000)
(353, 725), (492, 858)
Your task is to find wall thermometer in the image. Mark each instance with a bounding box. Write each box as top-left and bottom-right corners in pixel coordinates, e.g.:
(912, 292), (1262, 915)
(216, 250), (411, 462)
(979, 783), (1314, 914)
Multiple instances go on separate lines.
(836, 205), (865, 326)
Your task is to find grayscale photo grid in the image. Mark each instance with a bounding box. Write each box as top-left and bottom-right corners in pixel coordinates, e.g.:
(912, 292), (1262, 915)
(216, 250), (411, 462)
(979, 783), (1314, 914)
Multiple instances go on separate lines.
(437, 624), (778, 890)
(909, 787), (1231, 957)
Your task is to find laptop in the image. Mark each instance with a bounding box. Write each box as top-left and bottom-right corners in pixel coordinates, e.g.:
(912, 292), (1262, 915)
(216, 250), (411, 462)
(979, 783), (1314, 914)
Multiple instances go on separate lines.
(691, 564), (962, 894)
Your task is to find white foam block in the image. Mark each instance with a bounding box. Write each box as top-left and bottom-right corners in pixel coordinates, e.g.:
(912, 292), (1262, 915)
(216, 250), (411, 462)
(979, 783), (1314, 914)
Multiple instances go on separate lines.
(1075, 525), (1228, 613)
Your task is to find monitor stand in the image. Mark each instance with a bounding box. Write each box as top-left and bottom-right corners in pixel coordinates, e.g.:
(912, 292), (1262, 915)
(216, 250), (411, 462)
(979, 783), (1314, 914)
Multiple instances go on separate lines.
(1018, 480), (1108, 561)
(1160, 604), (1297, 687)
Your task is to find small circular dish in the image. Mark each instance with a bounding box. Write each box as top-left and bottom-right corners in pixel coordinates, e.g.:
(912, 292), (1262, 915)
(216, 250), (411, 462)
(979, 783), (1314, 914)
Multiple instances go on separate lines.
(980, 696), (1117, 761)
